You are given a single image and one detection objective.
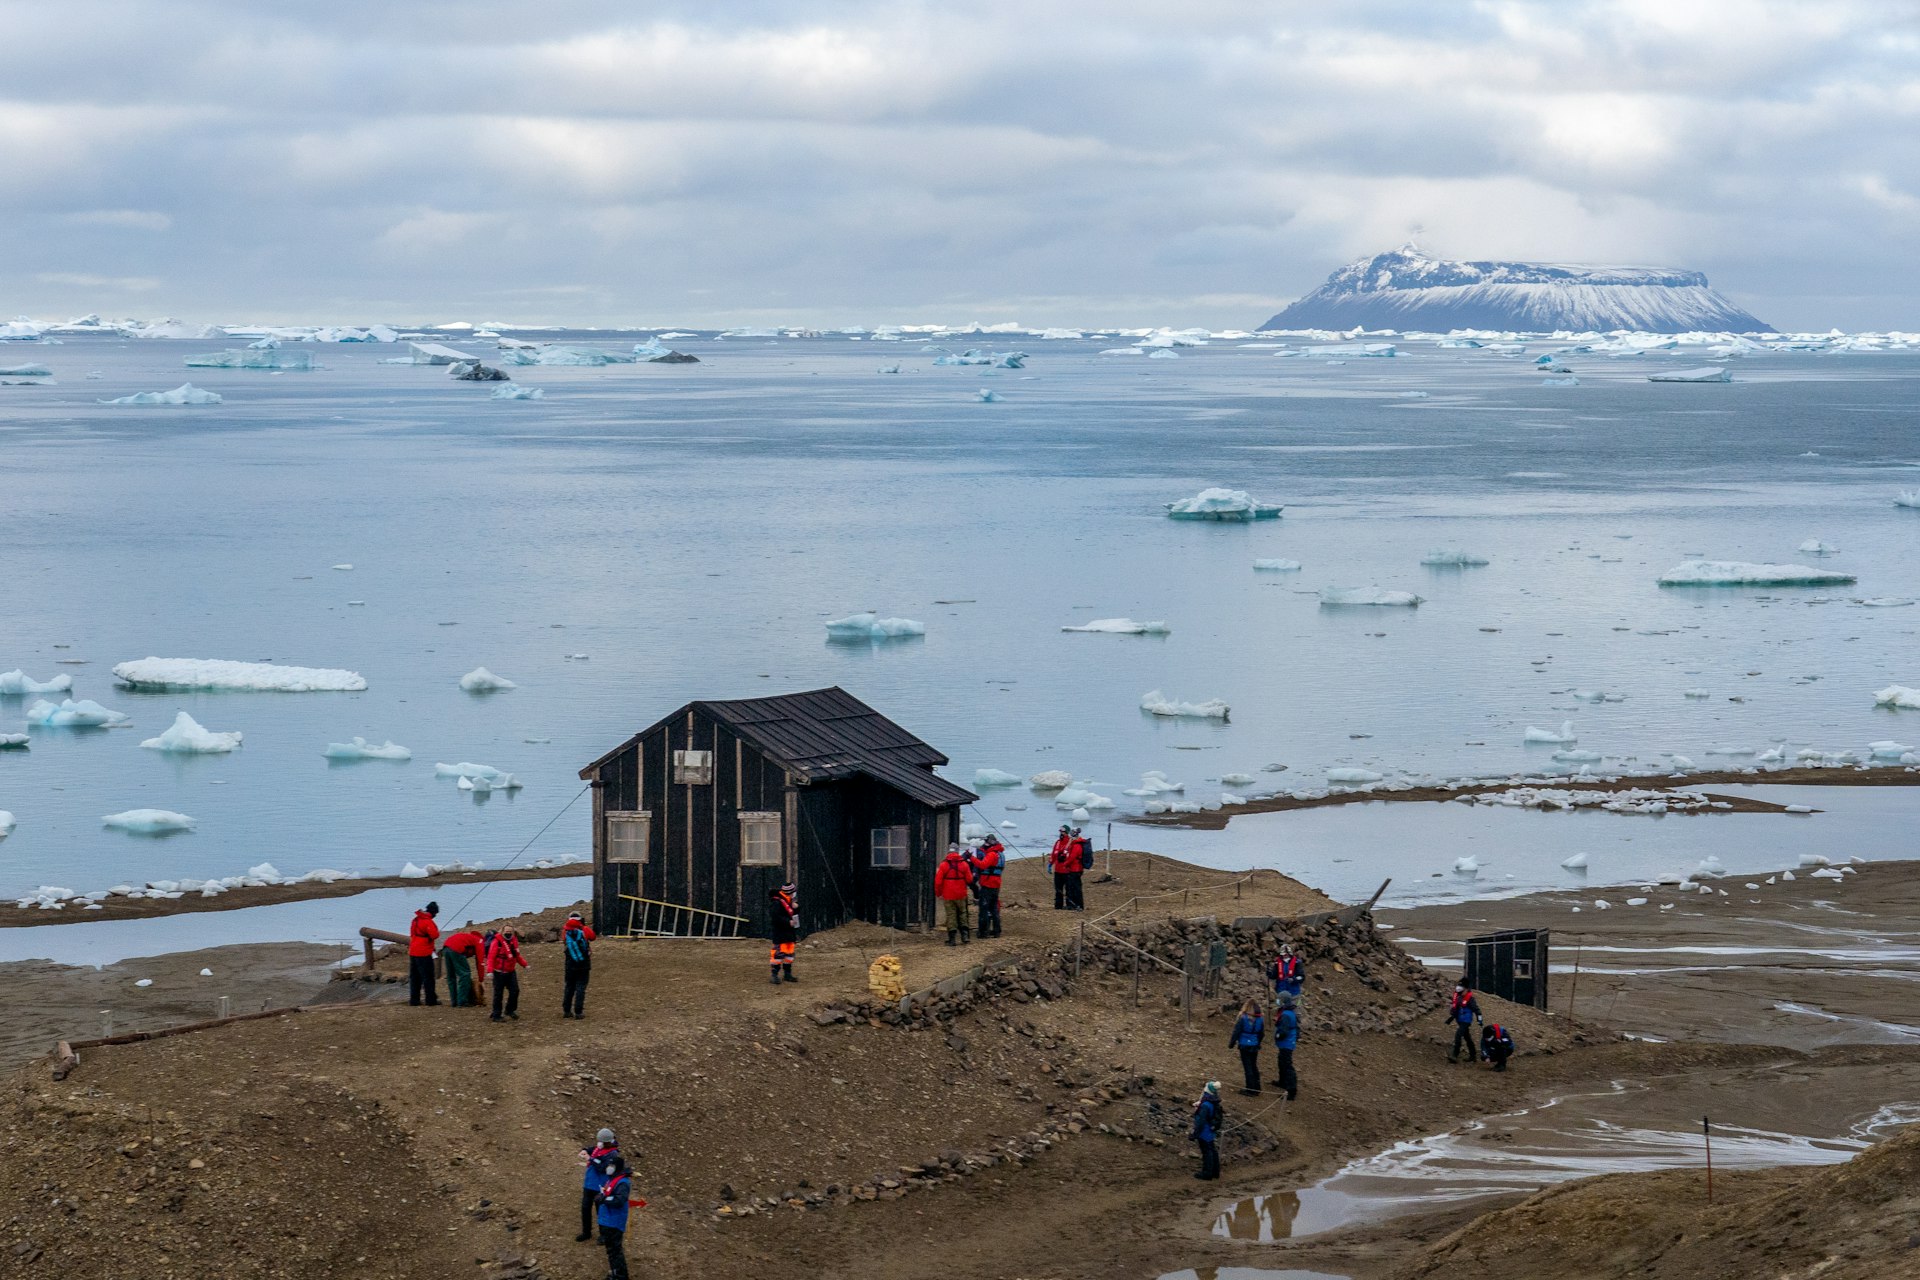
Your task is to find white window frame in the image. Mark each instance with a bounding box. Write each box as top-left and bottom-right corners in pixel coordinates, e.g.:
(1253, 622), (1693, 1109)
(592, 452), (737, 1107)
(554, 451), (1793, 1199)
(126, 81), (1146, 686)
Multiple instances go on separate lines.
(673, 749), (714, 784)
(870, 825), (910, 869)
(606, 811), (651, 865)
(739, 811), (783, 867)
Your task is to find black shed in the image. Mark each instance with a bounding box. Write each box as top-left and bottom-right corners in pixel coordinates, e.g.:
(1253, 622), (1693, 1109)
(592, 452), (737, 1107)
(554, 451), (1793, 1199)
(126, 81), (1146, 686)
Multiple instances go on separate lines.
(1464, 927), (1550, 1010)
(578, 687), (978, 939)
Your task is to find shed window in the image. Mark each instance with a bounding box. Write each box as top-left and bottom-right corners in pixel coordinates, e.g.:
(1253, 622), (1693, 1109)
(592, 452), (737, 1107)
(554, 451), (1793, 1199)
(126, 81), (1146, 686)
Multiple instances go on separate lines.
(1512, 958), (1534, 980)
(871, 825), (910, 869)
(673, 749), (713, 784)
(739, 811), (783, 866)
(606, 811), (651, 865)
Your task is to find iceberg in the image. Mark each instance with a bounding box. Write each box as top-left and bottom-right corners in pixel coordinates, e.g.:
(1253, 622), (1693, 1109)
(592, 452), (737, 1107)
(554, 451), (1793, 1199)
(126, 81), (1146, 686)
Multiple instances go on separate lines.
(0, 363), (52, 377)
(1453, 856), (1480, 874)
(140, 711), (243, 753)
(973, 768), (1023, 787)
(1561, 853), (1589, 870)
(449, 361), (510, 381)
(1874, 685), (1920, 710)
(1419, 549), (1490, 567)
(1327, 768), (1384, 785)
(1147, 348), (1179, 359)
(26, 697), (129, 727)
(1140, 690), (1230, 720)
(1540, 376), (1580, 387)
(1525, 721), (1577, 744)
(503, 345), (635, 367)
(1061, 618), (1170, 635)
(1028, 770), (1073, 790)
(0, 810), (12, 836)
(0, 669), (73, 695)
(1252, 559), (1302, 571)
(824, 612), (925, 639)
(1648, 367), (1732, 383)
(1220, 772), (1256, 786)
(491, 382), (543, 400)
(113, 657), (366, 692)
(1053, 787), (1114, 811)
(102, 809), (196, 834)
(1165, 488), (1283, 521)
(1896, 491), (1920, 509)
(1657, 560), (1855, 587)
(459, 666), (517, 692)
(437, 762), (522, 790)
(405, 342), (478, 365)
(184, 349), (315, 371)
(1320, 587), (1423, 607)
(0, 734), (27, 750)
(1122, 771), (1185, 797)
(325, 736), (412, 761)
(1798, 539), (1839, 555)
(976, 389), (1003, 402)
(1552, 749), (1603, 762)
(100, 383), (222, 406)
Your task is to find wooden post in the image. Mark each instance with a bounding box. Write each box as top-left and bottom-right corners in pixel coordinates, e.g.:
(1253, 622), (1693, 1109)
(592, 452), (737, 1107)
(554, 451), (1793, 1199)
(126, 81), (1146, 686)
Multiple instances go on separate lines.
(1567, 939), (1582, 1029)
(1075, 924), (1084, 978)
(1703, 1116), (1714, 1202)
(1132, 944), (1140, 1007)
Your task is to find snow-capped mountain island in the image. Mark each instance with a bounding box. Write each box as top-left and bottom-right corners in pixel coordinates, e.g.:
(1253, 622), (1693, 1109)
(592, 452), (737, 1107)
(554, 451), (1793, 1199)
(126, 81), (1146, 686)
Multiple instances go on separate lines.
(1262, 244), (1773, 333)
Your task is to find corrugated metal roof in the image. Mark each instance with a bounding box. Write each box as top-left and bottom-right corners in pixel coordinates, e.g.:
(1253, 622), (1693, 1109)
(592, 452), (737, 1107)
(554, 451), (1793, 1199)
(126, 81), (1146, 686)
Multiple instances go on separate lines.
(580, 686), (977, 809)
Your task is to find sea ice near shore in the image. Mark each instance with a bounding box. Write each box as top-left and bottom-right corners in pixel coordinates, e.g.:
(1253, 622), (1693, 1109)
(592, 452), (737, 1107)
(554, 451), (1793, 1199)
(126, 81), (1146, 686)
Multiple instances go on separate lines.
(1140, 690), (1230, 719)
(324, 737), (412, 761)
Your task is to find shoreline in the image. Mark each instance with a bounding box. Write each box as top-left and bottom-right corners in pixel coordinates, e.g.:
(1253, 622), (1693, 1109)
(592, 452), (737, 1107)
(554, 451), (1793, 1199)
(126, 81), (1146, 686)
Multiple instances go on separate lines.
(1129, 765), (1920, 830)
(0, 861), (589, 929)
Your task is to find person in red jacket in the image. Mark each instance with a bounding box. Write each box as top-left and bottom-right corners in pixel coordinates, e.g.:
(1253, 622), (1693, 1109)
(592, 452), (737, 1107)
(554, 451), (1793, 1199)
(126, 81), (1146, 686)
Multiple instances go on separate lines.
(1049, 826), (1073, 910)
(561, 912), (597, 1019)
(968, 836), (1006, 938)
(1066, 827), (1091, 910)
(407, 901), (441, 1006)
(934, 844), (975, 946)
(441, 928), (486, 1007)
(486, 927), (529, 1021)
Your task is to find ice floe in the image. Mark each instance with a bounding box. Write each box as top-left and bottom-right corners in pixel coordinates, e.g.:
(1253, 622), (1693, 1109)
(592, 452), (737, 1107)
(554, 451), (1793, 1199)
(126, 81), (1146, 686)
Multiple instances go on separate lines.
(458, 666), (517, 692)
(324, 737), (412, 761)
(1327, 768), (1384, 786)
(100, 383), (222, 406)
(1061, 618), (1170, 635)
(824, 612), (925, 639)
(102, 809), (196, 834)
(1164, 488), (1282, 521)
(1647, 367), (1732, 383)
(1467, 787), (1718, 815)
(1027, 770), (1073, 790)
(0, 669), (72, 695)
(973, 768), (1022, 787)
(1561, 853), (1589, 870)
(1525, 722), (1576, 744)
(114, 657), (365, 693)
(1872, 685), (1920, 710)
(184, 349), (314, 371)
(1420, 550), (1490, 566)
(140, 711), (243, 754)
(0, 735), (26, 750)
(1140, 690), (1230, 720)
(1122, 771), (1186, 797)
(1657, 560), (1856, 587)
(1896, 491), (1920, 509)
(26, 697), (129, 727)
(1053, 786), (1114, 811)
(1320, 587), (1423, 607)
(435, 762), (521, 790)
(1798, 539), (1839, 555)
(1252, 559), (1302, 571)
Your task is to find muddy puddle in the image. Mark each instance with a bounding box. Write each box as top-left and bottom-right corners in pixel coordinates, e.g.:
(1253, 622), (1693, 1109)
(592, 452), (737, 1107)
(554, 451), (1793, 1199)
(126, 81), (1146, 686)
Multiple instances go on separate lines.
(1213, 1064), (1920, 1242)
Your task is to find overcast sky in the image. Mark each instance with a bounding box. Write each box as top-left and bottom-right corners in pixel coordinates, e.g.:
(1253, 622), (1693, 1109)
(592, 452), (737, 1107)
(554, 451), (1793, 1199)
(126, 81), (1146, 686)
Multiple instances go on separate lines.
(4, 1), (1917, 329)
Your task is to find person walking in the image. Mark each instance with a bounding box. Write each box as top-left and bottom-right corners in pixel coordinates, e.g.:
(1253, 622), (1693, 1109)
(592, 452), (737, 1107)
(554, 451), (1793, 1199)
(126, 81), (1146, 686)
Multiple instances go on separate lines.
(1066, 827), (1091, 910)
(1190, 1081), (1223, 1181)
(561, 912), (596, 1018)
(1228, 999), (1265, 1095)
(595, 1152), (641, 1280)
(576, 1127), (619, 1243)
(407, 901), (441, 1006)
(1445, 981), (1481, 1062)
(935, 844), (975, 945)
(1268, 945), (1304, 1002)
(1049, 825), (1073, 910)
(1273, 992), (1300, 1101)
(487, 927), (528, 1021)
(1481, 1022), (1514, 1072)
(969, 836), (1006, 938)
(441, 927), (485, 1008)
(768, 882), (799, 984)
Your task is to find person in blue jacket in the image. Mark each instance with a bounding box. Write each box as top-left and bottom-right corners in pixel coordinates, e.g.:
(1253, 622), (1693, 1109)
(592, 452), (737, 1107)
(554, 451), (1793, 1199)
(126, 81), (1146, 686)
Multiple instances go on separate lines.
(576, 1126), (617, 1242)
(596, 1152), (640, 1280)
(1268, 945), (1305, 1001)
(1228, 999), (1265, 1094)
(1273, 992), (1300, 1101)
(1190, 1081), (1223, 1180)
(1444, 982), (1482, 1063)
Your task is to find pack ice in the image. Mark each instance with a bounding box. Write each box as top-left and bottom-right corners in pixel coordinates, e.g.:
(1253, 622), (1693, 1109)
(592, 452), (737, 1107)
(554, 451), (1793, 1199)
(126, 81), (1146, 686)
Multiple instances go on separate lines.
(0, 363), (51, 377)
(114, 658), (367, 692)
(1140, 690), (1230, 720)
(1165, 488), (1283, 521)
(1658, 560), (1856, 587)
(1420, 550), (1489, 567)
(459, 667), (517, 692)
(184, 349), (314, 371)
(100, 383), (223, 406)
(1061, 618), (1170, 635)
(0, 669), (72, 695)
(1647, 367), (1732, 383)
(1874, 685), (1920, 711)
(1320, 587), (1423, 607)
(140, 711), (243, 753)
(325, 737), (412, 761)
(1252, 559), (1302, 571)
(824, 613), (925, 639)
(26, 698), (129, 726)
(102, 809), (196, 834)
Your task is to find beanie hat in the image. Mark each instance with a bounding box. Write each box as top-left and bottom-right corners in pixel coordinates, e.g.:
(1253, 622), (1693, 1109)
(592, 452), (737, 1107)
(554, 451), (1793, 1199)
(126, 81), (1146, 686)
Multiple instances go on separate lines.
(425, 901), (439, 915)
(596, 1128), (616, 1145)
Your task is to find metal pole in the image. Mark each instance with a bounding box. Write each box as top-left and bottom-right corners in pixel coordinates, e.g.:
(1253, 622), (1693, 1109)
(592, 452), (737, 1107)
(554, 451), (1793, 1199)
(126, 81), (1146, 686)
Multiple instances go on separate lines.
(1703, 1116), (1714, 1202)
(1567, 940), (1582, 1030)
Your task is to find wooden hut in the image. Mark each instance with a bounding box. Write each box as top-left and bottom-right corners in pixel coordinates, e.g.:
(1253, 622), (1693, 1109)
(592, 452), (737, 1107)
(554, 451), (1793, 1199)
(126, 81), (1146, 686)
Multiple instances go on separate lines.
(579, 687), (978, 938)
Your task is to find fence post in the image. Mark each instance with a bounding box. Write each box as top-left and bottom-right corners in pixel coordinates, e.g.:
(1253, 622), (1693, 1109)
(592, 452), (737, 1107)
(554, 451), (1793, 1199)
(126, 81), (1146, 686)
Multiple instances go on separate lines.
(1075, 924), (1084, 978)
(1132, 944), (1140, 1006)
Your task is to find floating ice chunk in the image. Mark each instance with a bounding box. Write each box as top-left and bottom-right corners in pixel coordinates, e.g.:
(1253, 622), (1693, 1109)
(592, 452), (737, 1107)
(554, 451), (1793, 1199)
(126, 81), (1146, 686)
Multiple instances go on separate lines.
(975, 388), (1003, 402)
(1252, 559), (1302, 572)
(1809, 867), (1845, 880)
(0, 810), (12, 836)
(1857, 597), (1917, 607)
(1667, 754), (1696, 770)
(1220, 772), (1256, 786)
(1453, 856), (1479, 873)
(491, 382), (543, 400)
(1683, 689), (1711, 699)
(1165, 488), (1282, 521)
(102, 809), (196, 834)
(1798, 539), (1839, 555)
(0, 363), (52, 377)
(1054, 787), (1114, 810)
(0, 669), (73, 694)
(824, 612), (925, 639)
(140, 711), (243, 753)
(1326, 768), (1384, 785)
(1061, 618), (1170, 635)
(100, 382), (223, 406)
(974, 768), (1023, 787)
(1539, 376), (1580, 387)
(1657, 560), (1855, 587)
(1561, 853), (1589, 870)
(26, 697), (129, 727)
(459, 666), (517, 692)
(1896, 491), (1920, 509)
(1593, 899), (1611, 910)
(1123, 771), (1185, 796)
(1140, 690), (1230, 720)
(324, 737), (413, 761)
(1420, 550), (1489, 567)
(113, 657), (366, 692)
(0, 734), (26, 749)
(458, 773), (520, 793)
(1028, 770), (1073, 790)
(1868, 740), (1913, 760)
(1874, 685), (1920, 710)
(434, 762), (517, 785)
(184, 349), (314, 371)
(1647, 367), (1732, 383)
(397, 862), (431, 878)
(1552, 749), (1603, 762)
(1099, 347), (1146, 356)
(1320, 587), (1422, 607)
(1147, 348), (1179, 359)
(1570, 689), (1624, 703)
(1524, 721), (1576, 744)
(1797, 853), (1831, 868)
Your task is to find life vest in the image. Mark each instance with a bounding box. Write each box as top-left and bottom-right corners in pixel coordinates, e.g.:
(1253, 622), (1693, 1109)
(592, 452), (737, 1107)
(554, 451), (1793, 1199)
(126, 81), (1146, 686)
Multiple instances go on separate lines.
(583, 1142), (618, 1190)
(971, 844), (1005, 888)
(1049, 835), (1071, 871)
(1488, 1023), (1511, 1048)
(1451, 988), (1475, 1023)
(1271, 954), (1302, 988)
(486, 933), (525, 974)
(597, 1172), (636, 1230)
(935, 854), (973, 900)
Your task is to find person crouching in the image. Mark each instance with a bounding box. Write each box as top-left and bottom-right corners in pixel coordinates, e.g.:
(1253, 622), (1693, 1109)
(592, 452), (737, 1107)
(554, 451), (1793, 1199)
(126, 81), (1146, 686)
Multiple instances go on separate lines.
(1481, 1022), (1514, 1072)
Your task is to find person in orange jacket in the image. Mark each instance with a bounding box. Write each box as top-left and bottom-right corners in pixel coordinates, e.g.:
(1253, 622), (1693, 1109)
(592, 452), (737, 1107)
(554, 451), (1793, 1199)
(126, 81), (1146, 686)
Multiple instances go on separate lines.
(407, 901), (441, 1006)
(441, 928), (486, 1007)
(968, 836), (1006, 938)
(934, 844), (975, 946)
(561, 912), (597, 1019)
(768, 883), (799, 985)
(1049, 826), (1073, 910)
(486, 927), (529, 1022)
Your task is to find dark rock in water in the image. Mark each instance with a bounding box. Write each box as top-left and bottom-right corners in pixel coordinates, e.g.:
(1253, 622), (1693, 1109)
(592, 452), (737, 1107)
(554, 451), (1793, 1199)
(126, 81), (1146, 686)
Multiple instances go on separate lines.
(450, 361), (510, 381)
(1261, 243), (1772, 334)
(648, 351), (700, 364)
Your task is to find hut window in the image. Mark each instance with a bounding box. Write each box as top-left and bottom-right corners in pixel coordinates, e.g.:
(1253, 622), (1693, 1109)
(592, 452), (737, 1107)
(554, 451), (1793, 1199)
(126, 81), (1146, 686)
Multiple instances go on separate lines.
(673, 749), (713, 785)
(606, 812), (651, 864)
(870, 826), (910, 869)
(739, 811), (783, 866)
